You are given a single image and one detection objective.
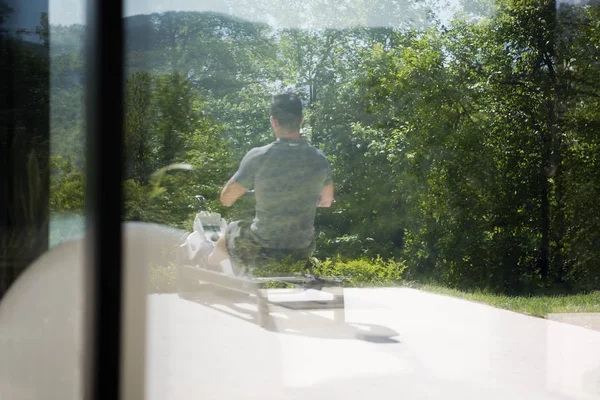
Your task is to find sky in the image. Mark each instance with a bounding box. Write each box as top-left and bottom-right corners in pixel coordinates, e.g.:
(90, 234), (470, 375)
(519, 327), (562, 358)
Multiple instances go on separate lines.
(3, 0), (47, 41)
(47, 0), (462, 27)
(10, 0), (583, 34)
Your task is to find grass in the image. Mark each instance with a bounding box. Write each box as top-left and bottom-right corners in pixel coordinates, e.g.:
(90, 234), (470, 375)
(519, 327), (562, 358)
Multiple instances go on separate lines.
(148, 260), (600, 319)
(415, 283), (600, 318)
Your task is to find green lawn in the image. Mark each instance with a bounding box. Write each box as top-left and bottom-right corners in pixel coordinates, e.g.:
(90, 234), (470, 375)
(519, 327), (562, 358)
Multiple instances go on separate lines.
(417, 284), (600, 318)
(150, 261), (600, 319)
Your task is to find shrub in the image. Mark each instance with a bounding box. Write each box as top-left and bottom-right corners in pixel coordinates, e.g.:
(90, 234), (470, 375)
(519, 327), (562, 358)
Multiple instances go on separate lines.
(314, 255), (408, 287)
(147, 255), (408, 293)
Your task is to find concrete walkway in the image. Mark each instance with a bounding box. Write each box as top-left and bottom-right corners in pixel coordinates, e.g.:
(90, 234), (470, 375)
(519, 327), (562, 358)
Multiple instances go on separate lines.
(145, 288), (600, 400)
(548, 313), (600, 332)
(1, 226), (598, 400)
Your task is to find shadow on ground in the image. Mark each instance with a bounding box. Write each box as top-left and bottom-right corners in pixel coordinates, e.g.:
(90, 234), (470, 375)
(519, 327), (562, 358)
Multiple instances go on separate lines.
(178, 285), (401, 343)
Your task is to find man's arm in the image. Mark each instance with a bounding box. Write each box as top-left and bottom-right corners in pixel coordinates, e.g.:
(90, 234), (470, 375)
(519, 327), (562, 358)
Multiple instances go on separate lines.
(221, 148), (258, 207)
(220, 178), (248, 207)
(317, 183), (334, 207)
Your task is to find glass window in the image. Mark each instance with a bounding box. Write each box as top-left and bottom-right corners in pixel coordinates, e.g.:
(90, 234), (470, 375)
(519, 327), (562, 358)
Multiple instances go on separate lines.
(1, 0), (599, 399)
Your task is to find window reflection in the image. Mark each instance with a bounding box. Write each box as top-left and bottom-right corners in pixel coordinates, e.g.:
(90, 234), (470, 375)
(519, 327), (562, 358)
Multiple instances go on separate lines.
(0, 0), (50, 297)
(0, 0), (599, 399)
(49, 7), (86, 248)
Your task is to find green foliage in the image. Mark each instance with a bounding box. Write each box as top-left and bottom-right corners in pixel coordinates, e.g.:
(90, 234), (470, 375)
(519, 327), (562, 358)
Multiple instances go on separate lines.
(243, 254), (408, 288)
(120, 70), (234, 229)
(49, 156), (84, 212)
(49, 7), (600, 295)
(148, 256), (408, 293)
(351, 1), (600, 294)
(314, 256), (408, 287)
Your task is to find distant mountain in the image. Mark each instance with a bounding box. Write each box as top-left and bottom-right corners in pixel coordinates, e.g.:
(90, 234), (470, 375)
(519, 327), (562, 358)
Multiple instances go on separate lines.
(50, 11), (273, 93)
(49, 11), (274, 164)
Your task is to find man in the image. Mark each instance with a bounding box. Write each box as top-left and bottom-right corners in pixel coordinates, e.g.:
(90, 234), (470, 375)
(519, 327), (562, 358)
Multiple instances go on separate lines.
(208, 92), (334, 272)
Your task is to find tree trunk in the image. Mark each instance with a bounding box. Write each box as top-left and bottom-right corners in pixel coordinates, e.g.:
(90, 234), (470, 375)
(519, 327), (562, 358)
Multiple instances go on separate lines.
(539, 113), (552, 281)
(538, 0), (558, 282)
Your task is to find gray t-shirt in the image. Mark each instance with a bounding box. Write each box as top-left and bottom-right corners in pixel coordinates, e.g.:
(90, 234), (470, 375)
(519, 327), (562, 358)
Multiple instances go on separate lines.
(233, 137), (333, 249)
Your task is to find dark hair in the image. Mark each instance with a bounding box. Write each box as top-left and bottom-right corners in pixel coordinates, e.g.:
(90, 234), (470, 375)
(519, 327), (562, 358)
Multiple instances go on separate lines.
(270, 92), (303, 131)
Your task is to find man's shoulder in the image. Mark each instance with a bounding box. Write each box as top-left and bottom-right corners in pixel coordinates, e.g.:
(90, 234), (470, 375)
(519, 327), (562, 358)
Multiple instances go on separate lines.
(304, 144), (330, 164)
(246, 140), (329, 163)
(243, 143), (274, 160)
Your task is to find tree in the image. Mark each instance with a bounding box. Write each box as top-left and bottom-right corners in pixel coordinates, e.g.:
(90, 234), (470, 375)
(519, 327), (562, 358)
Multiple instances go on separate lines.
(354, 0), (600, 293)
(124, 72), (155, 184)
(44, 6), (600, 293)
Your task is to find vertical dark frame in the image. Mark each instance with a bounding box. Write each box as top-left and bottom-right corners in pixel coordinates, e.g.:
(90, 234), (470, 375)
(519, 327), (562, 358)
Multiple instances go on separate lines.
(84, 0), (125, 399)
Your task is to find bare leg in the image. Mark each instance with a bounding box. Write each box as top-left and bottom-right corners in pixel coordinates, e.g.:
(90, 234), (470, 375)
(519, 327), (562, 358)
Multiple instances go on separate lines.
(207, 235), (229, 269)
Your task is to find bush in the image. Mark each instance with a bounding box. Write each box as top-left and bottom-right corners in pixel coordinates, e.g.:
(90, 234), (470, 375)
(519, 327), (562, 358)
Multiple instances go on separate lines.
(314, 256), (408, 287)
(146, 255), (409, 293)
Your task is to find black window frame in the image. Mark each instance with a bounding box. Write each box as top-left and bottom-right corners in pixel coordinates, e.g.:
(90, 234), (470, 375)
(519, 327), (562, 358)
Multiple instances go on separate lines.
(84, 1), (126, 399)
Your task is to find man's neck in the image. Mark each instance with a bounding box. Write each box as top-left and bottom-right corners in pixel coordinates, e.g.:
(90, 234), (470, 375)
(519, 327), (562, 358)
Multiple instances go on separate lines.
(275, 131), (301, 140)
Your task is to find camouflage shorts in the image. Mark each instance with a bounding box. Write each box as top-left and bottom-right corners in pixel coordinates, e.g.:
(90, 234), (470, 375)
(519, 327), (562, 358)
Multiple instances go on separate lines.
(225, 220), (315, 274)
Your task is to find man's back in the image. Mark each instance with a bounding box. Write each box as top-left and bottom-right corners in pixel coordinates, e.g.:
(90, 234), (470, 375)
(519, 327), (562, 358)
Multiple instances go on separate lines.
(233, 137), (332, 249)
